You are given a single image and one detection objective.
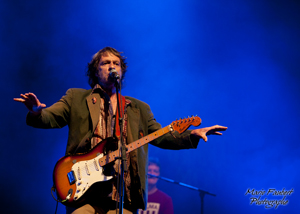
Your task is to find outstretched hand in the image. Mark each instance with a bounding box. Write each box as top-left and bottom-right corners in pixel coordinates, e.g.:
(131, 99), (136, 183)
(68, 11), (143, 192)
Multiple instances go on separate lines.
(14, 92), (46, 115)
(191, 125), (227, 142)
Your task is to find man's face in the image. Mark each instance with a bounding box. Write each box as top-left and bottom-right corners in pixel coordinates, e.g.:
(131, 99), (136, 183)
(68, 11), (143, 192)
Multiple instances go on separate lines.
(96, 52), (122, 89)
(148, 163), (160, 185)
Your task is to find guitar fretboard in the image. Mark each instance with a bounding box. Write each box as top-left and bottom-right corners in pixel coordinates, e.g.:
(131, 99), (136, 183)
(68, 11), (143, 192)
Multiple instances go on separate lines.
(98, 125), (171, 167)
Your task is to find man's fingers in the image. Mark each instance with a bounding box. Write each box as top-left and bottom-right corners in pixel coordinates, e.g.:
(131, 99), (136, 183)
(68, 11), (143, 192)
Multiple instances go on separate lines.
(28, 92), (37, 98)
(207, 131), (223, 135)
(35, 104), (46, 111)
(26, 93), (38, 102)
(20, 94), (36, 103)
(209, 125), (228, 133)
(213, 132), (223, 135)
(213, 125), (228, 130)
(20, 94), (28, 99)
(13, 98), (25, 103)
(207, 126), (227, 136)
(18, 93), (39, 105)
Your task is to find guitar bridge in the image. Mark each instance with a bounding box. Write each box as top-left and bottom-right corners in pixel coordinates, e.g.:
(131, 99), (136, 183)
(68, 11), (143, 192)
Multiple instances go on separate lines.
(67, 171), (76, 185)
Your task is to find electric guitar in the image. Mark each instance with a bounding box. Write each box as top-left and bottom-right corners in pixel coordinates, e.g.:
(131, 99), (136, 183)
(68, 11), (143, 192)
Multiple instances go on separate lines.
(52, 116), (201, 206)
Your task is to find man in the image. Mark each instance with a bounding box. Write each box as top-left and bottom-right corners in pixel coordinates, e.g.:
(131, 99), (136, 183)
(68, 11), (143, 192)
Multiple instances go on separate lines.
(139, 157), (174, 214)
(14, 47), (227, 214)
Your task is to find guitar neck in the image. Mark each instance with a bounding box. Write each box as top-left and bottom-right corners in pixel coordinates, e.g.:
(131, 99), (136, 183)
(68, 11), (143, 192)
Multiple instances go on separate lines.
(98, 125), (172, 167)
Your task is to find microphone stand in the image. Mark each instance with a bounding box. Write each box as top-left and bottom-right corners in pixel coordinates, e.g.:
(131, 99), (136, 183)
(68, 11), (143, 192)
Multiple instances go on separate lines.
(113, 76), (127, 214)
(148, 173), (216, 214)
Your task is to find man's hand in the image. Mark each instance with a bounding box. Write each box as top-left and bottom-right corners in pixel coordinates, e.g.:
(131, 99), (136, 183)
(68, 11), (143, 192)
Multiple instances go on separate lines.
(14, 92), (46, 115)
(191, 125), (228, 142)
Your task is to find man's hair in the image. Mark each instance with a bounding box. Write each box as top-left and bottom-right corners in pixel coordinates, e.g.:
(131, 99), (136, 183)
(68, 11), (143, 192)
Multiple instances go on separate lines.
(148, 157), (160, 168)
(86, 47), (128, 88)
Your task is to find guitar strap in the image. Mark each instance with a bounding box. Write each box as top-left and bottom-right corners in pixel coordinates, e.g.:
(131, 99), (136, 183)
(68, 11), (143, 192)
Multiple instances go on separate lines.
(114, 94), (127, 140)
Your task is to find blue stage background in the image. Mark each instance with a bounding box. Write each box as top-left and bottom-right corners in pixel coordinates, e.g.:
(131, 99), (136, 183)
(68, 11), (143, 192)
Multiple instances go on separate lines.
(1, 0), (299, 213)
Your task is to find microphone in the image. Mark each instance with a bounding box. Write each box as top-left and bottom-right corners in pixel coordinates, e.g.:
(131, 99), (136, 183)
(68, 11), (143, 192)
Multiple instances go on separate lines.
(109, 69), (120, 81)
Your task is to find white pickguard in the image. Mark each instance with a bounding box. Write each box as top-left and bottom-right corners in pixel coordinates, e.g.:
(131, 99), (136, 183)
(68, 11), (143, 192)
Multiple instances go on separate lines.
(71, 153), (113, 201)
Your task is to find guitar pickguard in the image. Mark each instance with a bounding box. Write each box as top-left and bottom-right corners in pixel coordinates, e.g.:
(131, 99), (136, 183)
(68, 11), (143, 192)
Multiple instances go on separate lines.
(70, 153), (113, 201)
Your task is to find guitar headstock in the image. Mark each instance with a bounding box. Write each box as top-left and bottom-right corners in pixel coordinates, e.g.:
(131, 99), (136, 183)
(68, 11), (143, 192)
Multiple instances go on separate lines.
(171, 116), (202, 134)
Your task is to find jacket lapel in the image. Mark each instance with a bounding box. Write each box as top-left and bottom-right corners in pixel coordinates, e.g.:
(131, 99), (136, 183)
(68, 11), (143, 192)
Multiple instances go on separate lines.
(86, 92), (101, 133)
(126, 101), (140, 142)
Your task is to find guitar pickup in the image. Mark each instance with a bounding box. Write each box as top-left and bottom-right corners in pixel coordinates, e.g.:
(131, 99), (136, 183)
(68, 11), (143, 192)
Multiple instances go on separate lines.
(67, 171), (76, 185)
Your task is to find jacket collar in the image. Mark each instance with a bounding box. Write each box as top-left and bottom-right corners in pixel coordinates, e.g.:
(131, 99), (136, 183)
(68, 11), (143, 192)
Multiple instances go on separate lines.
(87, 84), (132, 133)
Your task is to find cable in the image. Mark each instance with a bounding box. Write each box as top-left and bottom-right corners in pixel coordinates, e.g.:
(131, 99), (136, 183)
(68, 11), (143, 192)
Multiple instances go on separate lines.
(51, 186), (59, 214)
(54, 199), (58, 214)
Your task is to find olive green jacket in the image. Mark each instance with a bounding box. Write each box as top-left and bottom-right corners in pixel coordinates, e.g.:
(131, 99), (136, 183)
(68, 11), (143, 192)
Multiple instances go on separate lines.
(26, 88), (199, 210)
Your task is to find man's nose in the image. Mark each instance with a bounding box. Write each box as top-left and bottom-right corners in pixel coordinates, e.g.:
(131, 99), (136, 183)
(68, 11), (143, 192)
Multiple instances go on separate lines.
(109, 63), (115, 69)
